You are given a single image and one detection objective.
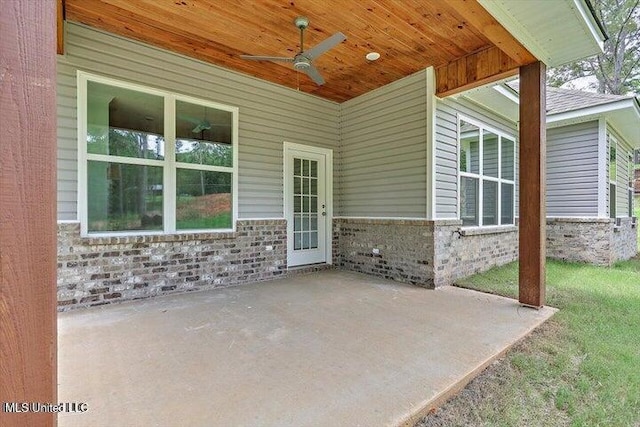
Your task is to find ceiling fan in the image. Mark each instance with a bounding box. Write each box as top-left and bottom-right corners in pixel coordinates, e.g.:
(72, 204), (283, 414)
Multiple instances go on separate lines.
(240, 16), (346, 86)
(178, 115), (230, 134)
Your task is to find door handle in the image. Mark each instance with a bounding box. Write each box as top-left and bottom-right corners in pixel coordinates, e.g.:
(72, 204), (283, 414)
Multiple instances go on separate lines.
(321, 212), (326, 216)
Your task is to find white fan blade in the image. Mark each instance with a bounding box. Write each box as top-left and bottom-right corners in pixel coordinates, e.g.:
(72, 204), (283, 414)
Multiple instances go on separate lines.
(240, 55), (294, 62)
(304, 32), (346, 60)
(303, 64), (325, 86)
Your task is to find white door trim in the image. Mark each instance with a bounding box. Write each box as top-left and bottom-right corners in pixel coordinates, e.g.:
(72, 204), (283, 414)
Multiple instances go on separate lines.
(283, 141), (333, 267)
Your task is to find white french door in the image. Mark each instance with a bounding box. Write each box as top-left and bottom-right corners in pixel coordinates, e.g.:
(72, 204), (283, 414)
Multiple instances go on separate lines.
(284, 142), (332, 267)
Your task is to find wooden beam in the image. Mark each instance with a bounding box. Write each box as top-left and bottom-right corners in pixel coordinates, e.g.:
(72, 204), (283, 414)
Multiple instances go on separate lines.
(57, 0), (65, 54)
(435, 45), (519, 97)
(443, 0), (536, 65)
(0, 1), (57, 426)
(518, 61), (546, 308)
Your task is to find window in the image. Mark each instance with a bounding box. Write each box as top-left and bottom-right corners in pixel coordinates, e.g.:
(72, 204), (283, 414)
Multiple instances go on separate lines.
(629, 154), (634, 217)
(459, 118), (515, 227)
(609, 137), (617, 218)
(79, 72), (238, 235)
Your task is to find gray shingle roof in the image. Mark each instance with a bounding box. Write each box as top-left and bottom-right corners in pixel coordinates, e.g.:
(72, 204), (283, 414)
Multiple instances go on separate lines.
(506, 81), (634, 114)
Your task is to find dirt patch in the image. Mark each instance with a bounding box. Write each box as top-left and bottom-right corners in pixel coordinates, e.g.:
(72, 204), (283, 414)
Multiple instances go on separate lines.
(415, 321), (565, 427)
(176, 193), (231, 219)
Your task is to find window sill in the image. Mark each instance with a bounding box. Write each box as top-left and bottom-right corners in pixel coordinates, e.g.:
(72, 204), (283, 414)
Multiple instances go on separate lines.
(459, 225), (518, 237)
(80, 230), (237, 246)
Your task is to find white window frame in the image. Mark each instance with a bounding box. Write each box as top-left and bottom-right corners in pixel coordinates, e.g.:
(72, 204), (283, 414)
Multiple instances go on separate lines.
(457, 115), (516, 228)
(77, 71), (239, 237)
(629, 154), (635, 218)
(609, 134), (617, 219)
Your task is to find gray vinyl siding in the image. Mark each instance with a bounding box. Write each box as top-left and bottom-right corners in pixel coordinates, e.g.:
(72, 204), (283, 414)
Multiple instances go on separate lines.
(56, 23), (339, 221)
(547, 121), (599, 217)
(435, 97), (518, 219)
(57, 68), (79, 219)
(338, 71), (427, 217)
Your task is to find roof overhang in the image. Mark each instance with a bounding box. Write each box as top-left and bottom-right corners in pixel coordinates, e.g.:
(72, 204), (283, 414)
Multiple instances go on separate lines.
(463, 86), (640, 148)
(547, 98), (640, 147)
(477, 0), (606, 67)
(459, 81), (520, 123)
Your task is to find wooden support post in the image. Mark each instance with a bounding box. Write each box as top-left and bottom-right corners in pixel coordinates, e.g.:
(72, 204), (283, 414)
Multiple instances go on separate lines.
(57, 0), (65, 55)
(519, 61), (546, 308)
(0, 1), (58, 426)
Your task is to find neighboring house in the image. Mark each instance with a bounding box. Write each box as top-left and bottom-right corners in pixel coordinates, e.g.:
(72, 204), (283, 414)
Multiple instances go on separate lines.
(463, 84), (640, 265)
(56, 2), (606, 309)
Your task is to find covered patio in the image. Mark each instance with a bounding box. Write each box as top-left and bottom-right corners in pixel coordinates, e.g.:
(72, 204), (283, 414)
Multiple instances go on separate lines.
(58, 270), (554, 426)
(2, 2), (605, 426)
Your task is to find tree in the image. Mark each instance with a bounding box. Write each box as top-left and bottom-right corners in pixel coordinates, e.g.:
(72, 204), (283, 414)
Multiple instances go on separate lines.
(548, 0), (640, 95)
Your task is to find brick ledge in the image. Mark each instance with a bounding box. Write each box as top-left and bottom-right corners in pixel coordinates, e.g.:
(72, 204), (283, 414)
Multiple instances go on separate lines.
(460, 225), (518, 237)
(58, 219), (286, 246)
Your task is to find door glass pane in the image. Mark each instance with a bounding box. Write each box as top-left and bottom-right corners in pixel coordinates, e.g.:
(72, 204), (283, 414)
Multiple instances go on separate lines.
(460, 121), (480, 174)
(87, 81), (165, 160)
(176, 169), (232, 230)
(501, 137), (515, 180)
(88, 161), (163, 232)
(483, 180), (498, 226)
(460, 176), (479, 226)
(175, 100), (232, 166)
(292, 157), (321, 253)
(483, 131), (499, 178)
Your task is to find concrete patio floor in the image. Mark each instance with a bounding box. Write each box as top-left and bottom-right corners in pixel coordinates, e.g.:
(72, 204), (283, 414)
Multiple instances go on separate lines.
(58, 270), (555, 427)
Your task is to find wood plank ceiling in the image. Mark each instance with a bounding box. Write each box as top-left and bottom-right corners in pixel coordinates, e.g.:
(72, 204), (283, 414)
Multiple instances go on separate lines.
(62, 0), (536, 102)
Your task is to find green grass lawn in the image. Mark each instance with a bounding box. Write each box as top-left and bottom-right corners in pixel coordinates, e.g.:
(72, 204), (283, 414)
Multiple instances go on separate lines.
(176, 212), (232, 230)
(429, 259), (640, 426)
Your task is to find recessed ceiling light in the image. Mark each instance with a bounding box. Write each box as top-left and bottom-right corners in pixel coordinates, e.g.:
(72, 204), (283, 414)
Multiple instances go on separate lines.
(366, 52), (381, 61)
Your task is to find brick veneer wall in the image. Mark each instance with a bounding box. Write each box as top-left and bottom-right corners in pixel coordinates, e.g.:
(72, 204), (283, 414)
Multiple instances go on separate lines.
(612, 217), (638, 262)
(546, 218), (612, 265)
(546, 217), (637, 265)
(59, 216), (637, 310)
(332, 218), (519, 288)
(57, 220), (289, 310)
(432, 222), (519, 287)
(333, 218), (435, 286)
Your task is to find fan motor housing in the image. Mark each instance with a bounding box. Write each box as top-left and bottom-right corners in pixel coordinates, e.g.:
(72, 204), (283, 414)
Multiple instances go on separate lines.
(293, 55), (311, 70)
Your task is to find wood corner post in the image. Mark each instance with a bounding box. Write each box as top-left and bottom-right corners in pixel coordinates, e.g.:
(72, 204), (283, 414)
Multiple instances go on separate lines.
(1, 1), (58, 426)
(518, 61), (546, 308)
